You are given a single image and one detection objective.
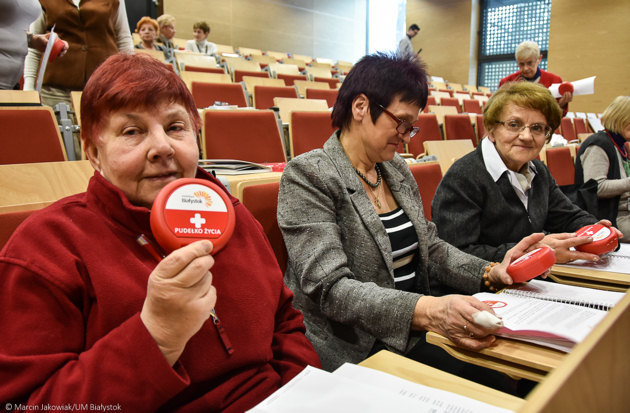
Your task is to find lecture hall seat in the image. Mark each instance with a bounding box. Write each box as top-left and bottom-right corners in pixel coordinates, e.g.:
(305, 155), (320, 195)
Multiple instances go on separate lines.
(253, 85), (298, 110)
(305, 88), (338, 108)
(408, 162), (443, 221)
(233, 69), (269, 83)
(289, 111), (335, 157)
(444, 114), (477, 147)
(241, 181), (287, 273)
(183, 66), (226, 75)
(191, 81), (248, 108)
(423, 96), (437, 113)
(276, 73), (308, 86)
(560, 117), (577, 142)
(440, 97), (462, 113)
(545, 146), (575, 186)
(0, 106), (67, 165)
(573, 118), (590, 135)
(462, 99), (482, 114)
(312, 77), (340, 89)
(476, 114), (487, 142)
(407, 113), (442, 158)
(202, 109), (286, 163)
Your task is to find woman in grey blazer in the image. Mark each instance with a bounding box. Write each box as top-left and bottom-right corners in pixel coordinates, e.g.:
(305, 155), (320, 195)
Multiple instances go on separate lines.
(277, 52), (544, 372)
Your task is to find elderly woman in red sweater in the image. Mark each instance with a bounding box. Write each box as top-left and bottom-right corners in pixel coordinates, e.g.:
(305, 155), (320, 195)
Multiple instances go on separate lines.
(0, 53), (319, 412)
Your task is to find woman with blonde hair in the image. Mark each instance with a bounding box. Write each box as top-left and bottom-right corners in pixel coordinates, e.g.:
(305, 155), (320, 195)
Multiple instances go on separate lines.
(575, 96), (630, 241)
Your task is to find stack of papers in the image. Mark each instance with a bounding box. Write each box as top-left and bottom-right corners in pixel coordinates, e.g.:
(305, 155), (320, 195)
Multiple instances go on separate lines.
(199, 159), (272, 175)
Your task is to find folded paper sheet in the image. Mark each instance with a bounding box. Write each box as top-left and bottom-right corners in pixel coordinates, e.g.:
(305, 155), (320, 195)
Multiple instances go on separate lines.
(549, 76), (596, 98)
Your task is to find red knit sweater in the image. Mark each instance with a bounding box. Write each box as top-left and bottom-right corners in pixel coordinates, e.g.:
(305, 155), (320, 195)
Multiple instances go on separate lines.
(0, 169), (319, 412)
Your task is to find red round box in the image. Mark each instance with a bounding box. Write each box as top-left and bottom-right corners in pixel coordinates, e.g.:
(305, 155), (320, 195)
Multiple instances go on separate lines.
(507, 246), (556, 283)
(150, 178), (235, 254)
(558, 82), (574, 95)
(574, 224), (618, 255)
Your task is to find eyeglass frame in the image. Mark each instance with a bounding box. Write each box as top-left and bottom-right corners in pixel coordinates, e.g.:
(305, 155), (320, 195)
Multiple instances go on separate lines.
(495, 120), (553, 139)
(376, 103), (419, 138)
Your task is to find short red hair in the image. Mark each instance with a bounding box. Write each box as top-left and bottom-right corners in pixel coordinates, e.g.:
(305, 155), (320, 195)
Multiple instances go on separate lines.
(81, 53), (201, 144)
(136, 16), (159, 33)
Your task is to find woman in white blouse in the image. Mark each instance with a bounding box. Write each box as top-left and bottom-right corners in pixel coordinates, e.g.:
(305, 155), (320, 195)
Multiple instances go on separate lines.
(185, 21), (217, 56)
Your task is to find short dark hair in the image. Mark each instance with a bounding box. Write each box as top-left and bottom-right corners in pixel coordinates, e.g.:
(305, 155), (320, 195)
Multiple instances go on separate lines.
(331, 52), (428, 131)
(409, 24), (420, 31)
(193, 21), (210, 34)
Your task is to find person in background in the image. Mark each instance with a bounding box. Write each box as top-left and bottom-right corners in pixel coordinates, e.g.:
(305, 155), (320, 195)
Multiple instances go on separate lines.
(0, 0), (66, 90)
(432, 82), (621, 264)
(499, 40), (572, 116)
(396, 23), (420, 58)
(185, 21), (217, 56)
(277, 52), (547, 393)
(156, 13), (177, 67)
(575, 96), (630, 242)
(0, 53), (319, 411)
(134, 16), (164, 51)
(22, 0), (133, 108)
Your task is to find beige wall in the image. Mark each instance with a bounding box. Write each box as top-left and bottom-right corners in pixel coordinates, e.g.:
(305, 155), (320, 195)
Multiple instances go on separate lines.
(406, 0), (472, 85)
(549, 0), (630, 113)
(164, 0), (366, 63)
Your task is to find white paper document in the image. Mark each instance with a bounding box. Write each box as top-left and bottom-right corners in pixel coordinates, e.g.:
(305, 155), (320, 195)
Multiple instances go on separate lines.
(548, 76), (596, 98)
(248, 364), (513, 413)
(36, 25), (58, 92)
(557, 242), (630, 274)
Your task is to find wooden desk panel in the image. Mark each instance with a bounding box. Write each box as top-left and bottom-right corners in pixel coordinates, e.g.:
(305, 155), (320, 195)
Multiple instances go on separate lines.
(218, 172), (283, 201)
(426, 332), (564, 382)
(549, 265), (629, 292)
(0, 160), (94, 213)
(359, 350), (525, 411)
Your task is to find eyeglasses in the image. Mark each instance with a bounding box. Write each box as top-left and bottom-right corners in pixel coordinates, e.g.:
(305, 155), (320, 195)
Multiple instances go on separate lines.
(377, 104), (419, 138)
(496, 120), (552, 138)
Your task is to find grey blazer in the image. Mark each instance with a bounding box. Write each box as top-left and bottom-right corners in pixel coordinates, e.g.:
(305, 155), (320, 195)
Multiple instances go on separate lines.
(277, 133), (488, 370)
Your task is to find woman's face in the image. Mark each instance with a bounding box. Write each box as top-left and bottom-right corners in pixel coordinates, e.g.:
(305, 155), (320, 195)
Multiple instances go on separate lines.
(193, 28), (208, 42)
(139, 23), (157, 43)
(85, 101), (199, 209)
(488, 103), (548, 172)
(362, 96), (420, 163)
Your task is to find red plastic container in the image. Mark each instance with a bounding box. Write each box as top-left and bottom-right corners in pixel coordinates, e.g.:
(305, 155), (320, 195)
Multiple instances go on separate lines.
(558, 82), (574, 95)
(507, 246), (556, 283)
(150, 178), (235, 254)
(49, 37), (66, 62)
(574, 224), (618, 255)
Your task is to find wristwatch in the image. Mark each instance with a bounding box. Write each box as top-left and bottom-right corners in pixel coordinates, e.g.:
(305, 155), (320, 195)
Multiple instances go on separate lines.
(27, 32), (33, 48)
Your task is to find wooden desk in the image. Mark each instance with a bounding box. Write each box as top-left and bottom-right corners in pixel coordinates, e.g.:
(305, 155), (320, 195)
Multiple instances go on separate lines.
(426, 332), (564, 382)
(0, 160), (94, 213)
(273, 97), (328, 124)
(549, 265), (630, 292)
(359, 350), (525, 411)
(423, 139), (474, 175)
(218, 172), (283, 201)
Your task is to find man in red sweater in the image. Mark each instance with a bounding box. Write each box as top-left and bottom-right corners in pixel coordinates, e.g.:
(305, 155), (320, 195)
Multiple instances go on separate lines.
(499, 41), (572, 116)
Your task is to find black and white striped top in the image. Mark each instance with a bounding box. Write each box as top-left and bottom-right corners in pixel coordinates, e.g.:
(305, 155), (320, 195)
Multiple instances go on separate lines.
(379, 207), (419, 292)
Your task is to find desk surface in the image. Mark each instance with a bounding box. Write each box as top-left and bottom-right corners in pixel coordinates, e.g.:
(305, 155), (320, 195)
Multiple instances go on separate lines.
(359, 350), (525, 411)
(426, 332), (564, 382)
(218, 172), (283, 201)
(549, 264), (630, 292)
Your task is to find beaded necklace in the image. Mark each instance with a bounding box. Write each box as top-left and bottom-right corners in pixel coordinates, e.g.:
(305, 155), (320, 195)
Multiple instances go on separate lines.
(354, 164), (383, 209)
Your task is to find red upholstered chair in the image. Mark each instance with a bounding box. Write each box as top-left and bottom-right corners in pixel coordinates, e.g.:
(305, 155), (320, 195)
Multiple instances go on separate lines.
(202, 110), (286, 163)
(545, 146), (575, 186)
(462, 99), (482, 114)
(438, 88), (454, 97)
(241, 182), (287, 272)
(440, 97), (462, 113)
(305, 88), (338, 108)
(573, 118), (589, 135)
(289, 111), (335, 157)
(408, 163), (443, 221)
(423, 96), (437, 113)
(560, 117), (577, 142)
(191, 82), (248, 108)
(313, 76), (339, 89)
(444, 114), (477, 146)
(253, 85), (298, 109)
(476, 114), (487, 141)
(0, 209), (36, 250)
(0, 107), (67, 165)
(277, 73), (308, 86)
(233, 69), (269, 83)
(183, 66), (226, 74)
(407, 113), (442, 158)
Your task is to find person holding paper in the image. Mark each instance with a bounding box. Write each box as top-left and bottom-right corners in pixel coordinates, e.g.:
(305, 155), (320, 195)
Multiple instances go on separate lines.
(575, 96), (630, 242)
(277, 52), (546, 384)
(499, 41), (571, 116)
(432, 81), (621, 263)
(0, 53), (320, 411)
(397, 24), (421, 58)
